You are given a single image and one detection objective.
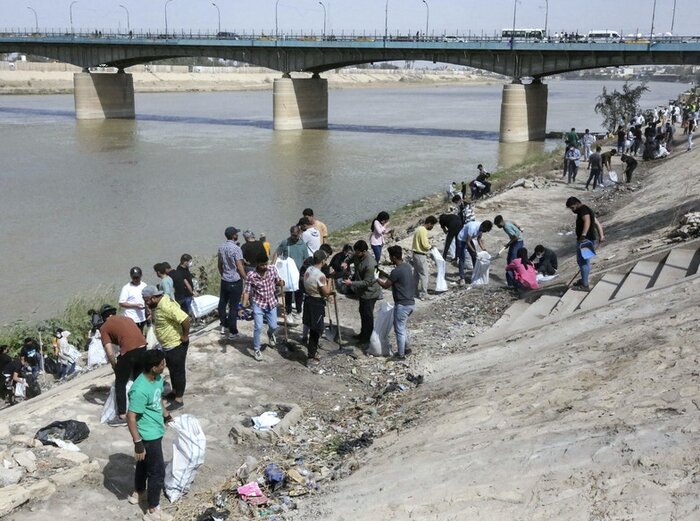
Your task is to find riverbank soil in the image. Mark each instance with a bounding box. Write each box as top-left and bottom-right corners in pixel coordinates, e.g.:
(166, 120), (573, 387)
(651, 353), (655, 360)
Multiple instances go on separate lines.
(1, 142), (698, 520)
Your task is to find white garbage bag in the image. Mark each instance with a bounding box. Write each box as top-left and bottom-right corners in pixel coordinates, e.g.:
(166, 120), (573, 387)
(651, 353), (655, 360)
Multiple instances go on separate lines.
(367, 302), (394, 357)
(448, 239), (456, 260)
(470, 251), (492, 286)
(87, 335), (108, 368)
(191, 295), (219, 319)
(165, 414), (206, 503)
(146, 326), (160, 350)
(275, 258), (300, 292)
(100, 381), (132, 424)
(430, 247), (448, 292)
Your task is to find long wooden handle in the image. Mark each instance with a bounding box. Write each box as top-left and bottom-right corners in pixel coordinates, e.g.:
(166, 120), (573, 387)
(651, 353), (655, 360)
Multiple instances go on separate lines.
(332, 280), (342, 346)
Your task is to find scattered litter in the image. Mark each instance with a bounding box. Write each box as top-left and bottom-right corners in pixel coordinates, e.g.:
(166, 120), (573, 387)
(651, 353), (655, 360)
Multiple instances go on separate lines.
(406, 373), (424, 385)
(264, 463), (286, 490)
(35, 420), (90, 446)
(336, 432), (374, 455)
(668, 212), (700, 241)
(196, 508), (230, 521)
(252, 411), (281, 431)
(536, 274), (558, 283)
(237, 482), (269, 505)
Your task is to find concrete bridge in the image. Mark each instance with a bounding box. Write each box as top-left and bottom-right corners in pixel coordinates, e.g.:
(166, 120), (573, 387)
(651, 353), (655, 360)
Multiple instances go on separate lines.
(2, 33), (699, 142)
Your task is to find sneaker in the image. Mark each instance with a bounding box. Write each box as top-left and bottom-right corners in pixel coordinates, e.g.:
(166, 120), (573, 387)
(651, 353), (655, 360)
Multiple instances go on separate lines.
(572, 285), (590, 292)
(285, 314), (296, 325)
(128, 491), (145, 505)
(227, 332), (240, 341)
(254, 350), (262, 361)
(219, 326), (227, 336)
(457, 279), (465, 287)
(268, 332), (277, 347)
(143, 507), (173, 521)
(166, 401), (184, 412)
(107, 417), (127, 427)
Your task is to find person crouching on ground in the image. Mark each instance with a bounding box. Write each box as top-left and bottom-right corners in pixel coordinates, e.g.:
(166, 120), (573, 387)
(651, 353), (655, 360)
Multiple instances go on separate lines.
(529, 245), (558, 276)
(342, 240), (382, 346)
(620, 154), (638, 183)
(566, 197), (605, 291)
(126, 348), (174, 521)
(505, 247), (539, 290)
(142, 286), (190, 411)
(377, 245), (416, 359)
(302, 250), (333, 366)
(242, 254), (284, 362)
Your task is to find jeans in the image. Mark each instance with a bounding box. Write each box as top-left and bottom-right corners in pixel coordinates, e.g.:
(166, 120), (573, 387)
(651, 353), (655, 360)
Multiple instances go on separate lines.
(252, 303), (277, 350)
(134, 437), (165, 509)
(163, 342), (188, 398)
(567, 161), (578, 183)
(412, 253), (430, 296)
(371, 244), (382, 263)
(358, 298), (377, 342)
(284, 289), (304, 315)
(58, 361), (76, 380)
(507, 240), (524, 264)
(456, 239), (467, 280)
(576, 240), (597, 287)
(584, 144), (592, 160)
(219, 279), (243, 333)
(114, 347), (145, 415)
(393, 303), (415, 356)
(178, 296), (193, 315)
(586, 168), (601, 190)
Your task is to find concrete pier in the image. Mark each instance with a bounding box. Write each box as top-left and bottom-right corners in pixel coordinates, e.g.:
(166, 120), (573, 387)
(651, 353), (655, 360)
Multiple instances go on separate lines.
(499, 81), (548, 143)
(73, 71), (135, 120)
(273, 75), (328, 130)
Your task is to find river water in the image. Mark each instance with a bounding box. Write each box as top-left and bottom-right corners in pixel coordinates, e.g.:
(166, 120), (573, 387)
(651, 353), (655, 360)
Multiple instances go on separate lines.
(0, 79), (687, 324)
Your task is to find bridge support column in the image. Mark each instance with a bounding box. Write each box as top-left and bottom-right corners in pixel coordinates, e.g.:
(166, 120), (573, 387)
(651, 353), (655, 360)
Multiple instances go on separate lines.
(273, 75), (328, 130)
(73, 71), (135, 120)
(499, 80), (548, 143)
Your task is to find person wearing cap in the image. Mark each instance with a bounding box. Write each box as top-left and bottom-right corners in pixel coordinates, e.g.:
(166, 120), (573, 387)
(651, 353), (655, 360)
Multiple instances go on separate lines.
(142, 286), (190, 411)
(241, 254), (284, 362)
(217, 227), (247, 340)
(302, 249), (333, 365)
(302, 208), (328, 244)
(119, 267), (148, 332)
(241, 230), (268, 273)
(99, 304), (148, 426)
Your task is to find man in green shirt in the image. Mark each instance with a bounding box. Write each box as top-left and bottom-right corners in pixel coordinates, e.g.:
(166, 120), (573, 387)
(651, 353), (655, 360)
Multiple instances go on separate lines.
(127, 349), (174, 521)
(342, 240), (382, 346)
(142, 286), (190, 411)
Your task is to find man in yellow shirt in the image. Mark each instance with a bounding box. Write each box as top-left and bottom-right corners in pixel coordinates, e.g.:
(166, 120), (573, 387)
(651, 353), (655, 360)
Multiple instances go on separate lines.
(303, 208), (329, 244)
(411, 215), (437, 300)
(142, 286), (190, 412)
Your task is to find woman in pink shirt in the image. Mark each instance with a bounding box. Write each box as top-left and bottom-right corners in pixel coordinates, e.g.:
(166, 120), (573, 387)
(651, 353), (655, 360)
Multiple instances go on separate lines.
(369, 211), (392, 262)
(506, 247), (539, 290)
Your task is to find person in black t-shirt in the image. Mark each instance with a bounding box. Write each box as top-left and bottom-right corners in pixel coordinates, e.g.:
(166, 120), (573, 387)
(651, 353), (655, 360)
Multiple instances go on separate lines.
(439, 213), (462, 261)
(170, 254), (195, 314)
(566, 197), (605, 291)
(0, 345), (11, 373)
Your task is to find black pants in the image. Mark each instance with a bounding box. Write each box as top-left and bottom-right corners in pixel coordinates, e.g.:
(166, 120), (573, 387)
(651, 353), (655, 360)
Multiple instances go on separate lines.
(443, 229), (458, 260)
(358, 298), (377, 342)
(625, 164), (637, 183)
(135, 437), (165, 509)
(115, 347), (146, 415)
(585, 168), (601, 189)
(164, 342), (188, 398)
(303, 296), (326, 359)
(537, 259), (557, 276)
(284, 289), (304, 315)
(219, 279), (243, 333)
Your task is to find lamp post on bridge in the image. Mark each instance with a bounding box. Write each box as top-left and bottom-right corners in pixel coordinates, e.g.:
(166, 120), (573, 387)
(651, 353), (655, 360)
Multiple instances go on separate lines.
(543, 0), (548, 37)
(384, 0), (389, 41)
(212, 2), (221, 34)
(421, 0), (429, 40)
(318, 1), (326, 38)
(119, 4), (130, 34)
(670, 0), (677, 34)
(26, 6), (38, 33)
(165, 0), (175, 35)
(70, 1), (78, 34)
(511, 0), (518, 48)
(649, 0), (657, 42)
(275, 0), (280, 39)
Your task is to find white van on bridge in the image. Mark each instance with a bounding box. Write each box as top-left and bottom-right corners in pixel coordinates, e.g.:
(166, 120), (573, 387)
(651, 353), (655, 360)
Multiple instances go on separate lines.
(587, 30), (622, 43)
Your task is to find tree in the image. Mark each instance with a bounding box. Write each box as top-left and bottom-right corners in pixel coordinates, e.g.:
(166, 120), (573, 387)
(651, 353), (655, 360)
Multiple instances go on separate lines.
(594, 82), (649, 133)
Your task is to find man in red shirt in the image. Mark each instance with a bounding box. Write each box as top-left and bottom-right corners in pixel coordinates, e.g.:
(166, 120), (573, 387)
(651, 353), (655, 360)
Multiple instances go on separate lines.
(99, 304), (148, 427)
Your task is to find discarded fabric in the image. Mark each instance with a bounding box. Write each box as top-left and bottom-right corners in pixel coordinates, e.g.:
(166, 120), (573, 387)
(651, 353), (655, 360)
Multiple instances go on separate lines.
(237, 481), (269, 505)
(252, 411), (281, 431)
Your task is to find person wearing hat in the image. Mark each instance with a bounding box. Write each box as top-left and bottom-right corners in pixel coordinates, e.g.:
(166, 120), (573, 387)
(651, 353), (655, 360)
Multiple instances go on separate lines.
(142, 286), (190, 411)
(217, 227), (247, 339)
(241, 254), (284, 361)
(99, 304), (148, 426)
(302, 249), (333, 366)
(119, 267), (148, 332)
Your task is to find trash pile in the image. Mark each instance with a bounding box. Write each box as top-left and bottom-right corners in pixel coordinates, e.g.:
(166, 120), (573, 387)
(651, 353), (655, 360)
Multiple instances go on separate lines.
(668, 212), (700, 242)
(509, 176), (552, 190)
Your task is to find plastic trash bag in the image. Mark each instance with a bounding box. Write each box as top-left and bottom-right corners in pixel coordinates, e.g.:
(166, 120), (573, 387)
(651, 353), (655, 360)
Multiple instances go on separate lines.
(264, 463), (286, 489)
(165, 414), (206, 503)
(101, 381), (132, 424)
(146, 326), (160, 350)
(470, 251), (492, 286)
(252, 411), (281, 431)
(87, 335), (108, 368)
(14, 380), (27, 398)
(191, 295), (220, 319)
(35, 420), (90, 446)
(275, 258), (299, 292)
(430, 247), (448, 292)
(367, 302), (394, 357)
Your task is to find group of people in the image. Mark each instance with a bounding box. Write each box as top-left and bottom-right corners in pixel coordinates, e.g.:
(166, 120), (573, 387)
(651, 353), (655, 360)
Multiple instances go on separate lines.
(448, 164), (492, 202)
(564, 129), (638, 187)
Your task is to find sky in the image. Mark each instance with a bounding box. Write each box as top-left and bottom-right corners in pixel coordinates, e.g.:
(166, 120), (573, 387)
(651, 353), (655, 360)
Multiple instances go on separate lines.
(2, 0), (695, 37)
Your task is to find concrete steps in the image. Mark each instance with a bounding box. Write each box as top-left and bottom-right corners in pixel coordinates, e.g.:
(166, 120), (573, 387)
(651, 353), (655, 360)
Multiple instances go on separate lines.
(477, 243), (700, 345)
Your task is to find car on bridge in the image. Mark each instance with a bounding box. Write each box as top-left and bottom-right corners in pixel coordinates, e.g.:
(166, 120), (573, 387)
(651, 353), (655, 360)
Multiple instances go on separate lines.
(216, 32), (239, 40)
(587, 30), (622, 43)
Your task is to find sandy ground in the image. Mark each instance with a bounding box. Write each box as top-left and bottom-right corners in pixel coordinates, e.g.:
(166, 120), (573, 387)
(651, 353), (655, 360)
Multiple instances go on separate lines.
(1, 140), (699, 520)
(0, 69), (501, 95)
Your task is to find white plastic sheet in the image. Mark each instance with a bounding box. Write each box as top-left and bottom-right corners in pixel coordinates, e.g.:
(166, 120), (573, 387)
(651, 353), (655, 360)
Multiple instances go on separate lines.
(275, 258), (300, 292)
(165, 414), (206, 503)
(368, 302), (394, 357)
(191, 295), (219, 319)
(87, 335), (108, 368)
(146, 326), (160, 350)
(252, 411), (281, 431)
(430, 247), (448, 292)
(100, 381), (132, 424)
(470, 251), (492, 286)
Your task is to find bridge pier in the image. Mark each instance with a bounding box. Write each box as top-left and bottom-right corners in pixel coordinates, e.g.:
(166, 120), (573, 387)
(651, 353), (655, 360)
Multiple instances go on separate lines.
(273, 74), (328, 130)
(74, 71), (135, 120)
(499, 80), (548, 143)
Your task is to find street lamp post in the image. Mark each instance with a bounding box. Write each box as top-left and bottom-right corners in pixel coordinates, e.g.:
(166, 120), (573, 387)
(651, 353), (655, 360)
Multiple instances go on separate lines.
(275, 0), (280, 39)
(384, 0), (389, 41)
(318, 1), (326, 38)
(26, 6), (38, 32)
(649, 0), (657, 41)
(165, 0), (175, 35)
(670, 0), (677, 34)
(511, 0), (518, 46)
(119, 4), (130, 33)
(212, 2), (221, 34)
(421, 0), (429, 39)
(70, 1), (78, 34)
(543, 0), (548, 37)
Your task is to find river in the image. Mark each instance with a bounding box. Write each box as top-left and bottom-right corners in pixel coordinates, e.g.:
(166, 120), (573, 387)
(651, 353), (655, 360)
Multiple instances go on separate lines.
(0, 79), (688, 324)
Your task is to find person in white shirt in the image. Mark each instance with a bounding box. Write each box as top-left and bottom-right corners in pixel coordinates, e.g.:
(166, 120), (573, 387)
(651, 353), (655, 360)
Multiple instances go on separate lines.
(299, 217), (321, 257)
(119, 267), (148, 331)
